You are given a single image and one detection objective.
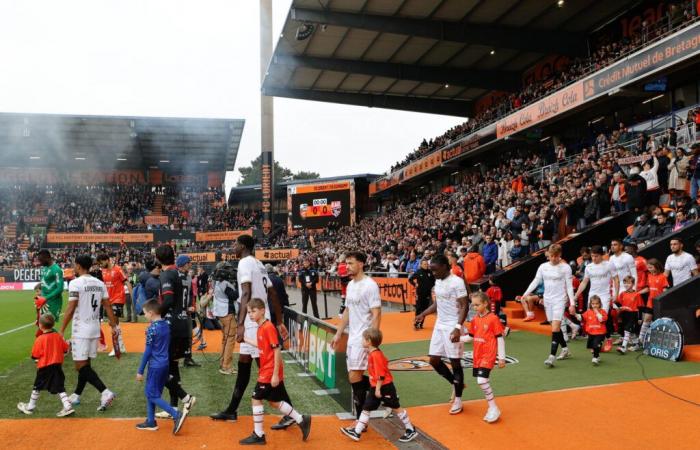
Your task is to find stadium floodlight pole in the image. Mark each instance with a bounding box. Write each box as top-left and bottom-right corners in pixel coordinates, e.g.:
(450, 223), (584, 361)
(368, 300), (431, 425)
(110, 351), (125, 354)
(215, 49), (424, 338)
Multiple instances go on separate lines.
(260, 0), (274, 236)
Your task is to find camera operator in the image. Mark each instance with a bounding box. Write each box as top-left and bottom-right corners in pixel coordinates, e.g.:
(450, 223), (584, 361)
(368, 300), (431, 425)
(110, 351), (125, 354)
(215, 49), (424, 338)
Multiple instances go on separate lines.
(212, 263), (238, 375)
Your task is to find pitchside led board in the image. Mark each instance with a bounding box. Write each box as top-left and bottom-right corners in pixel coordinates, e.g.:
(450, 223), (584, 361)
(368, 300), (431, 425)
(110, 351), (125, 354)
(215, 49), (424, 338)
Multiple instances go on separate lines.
(287, 180), (355, 233)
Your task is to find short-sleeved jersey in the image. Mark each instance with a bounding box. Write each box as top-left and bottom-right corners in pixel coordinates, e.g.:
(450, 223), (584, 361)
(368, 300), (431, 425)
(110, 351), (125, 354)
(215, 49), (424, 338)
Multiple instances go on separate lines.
(346, 276), (381, 344)
(664, 252), (696, 286)
(102, 266), (127, 305)
(635, 257), (648, 289)
(468, 312), (504, 369)
(257, 320), (283, 383)
(31, 330), (68, 368)
(584, 261), (617, 300)
(434, 274), (468, 331)
(646, 273), (669, 308)
(609, 252), (637, 287)
(68, 275), (109, 338)
(238, 256), (271, 326)
(367, 349), (393, 387)
(138, 319), (170, 374)
(617, 291), (642, 312)
(525, 262), (574, 304)
(581, 309), (608, 335)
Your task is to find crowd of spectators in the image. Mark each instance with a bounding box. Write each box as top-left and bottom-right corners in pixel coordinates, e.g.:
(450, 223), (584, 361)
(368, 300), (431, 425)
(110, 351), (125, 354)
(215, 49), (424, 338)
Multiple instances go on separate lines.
(389, 3), (698, 172)
(163, 186), (261, 231)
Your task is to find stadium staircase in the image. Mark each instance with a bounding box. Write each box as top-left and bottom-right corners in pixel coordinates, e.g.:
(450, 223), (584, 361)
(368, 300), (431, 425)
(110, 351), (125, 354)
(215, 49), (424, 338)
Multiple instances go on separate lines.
(152, 195), (164, 215)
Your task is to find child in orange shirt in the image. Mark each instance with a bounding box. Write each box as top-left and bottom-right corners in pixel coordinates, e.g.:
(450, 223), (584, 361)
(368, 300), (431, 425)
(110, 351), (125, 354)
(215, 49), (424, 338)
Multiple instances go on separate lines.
(341, 328), (417, 443)
(17, 314), (74, 417)
(460, 292), (506, 423)
(638, 258), (669, 349)
(616, 276), (642, 354)
(240, 298), (311, 445)
(576, 295), (608, 366)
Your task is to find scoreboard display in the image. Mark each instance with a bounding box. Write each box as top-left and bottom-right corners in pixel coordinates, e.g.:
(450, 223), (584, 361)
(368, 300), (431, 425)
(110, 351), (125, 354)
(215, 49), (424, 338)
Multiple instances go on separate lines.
(288, 180), (355, 231)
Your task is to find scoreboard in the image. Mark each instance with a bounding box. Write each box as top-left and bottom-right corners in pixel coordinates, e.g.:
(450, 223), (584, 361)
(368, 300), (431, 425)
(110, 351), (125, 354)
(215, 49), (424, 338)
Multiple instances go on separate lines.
(288, 180), (355, 231)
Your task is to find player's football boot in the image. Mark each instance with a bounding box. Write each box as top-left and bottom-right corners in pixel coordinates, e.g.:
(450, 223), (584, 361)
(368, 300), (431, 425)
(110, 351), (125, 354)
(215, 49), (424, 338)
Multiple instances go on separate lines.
(239, 432), (266, 445)
(340, 426), (361, 442)
(298, 414), (312, 441)
(399, 429), (418, 443)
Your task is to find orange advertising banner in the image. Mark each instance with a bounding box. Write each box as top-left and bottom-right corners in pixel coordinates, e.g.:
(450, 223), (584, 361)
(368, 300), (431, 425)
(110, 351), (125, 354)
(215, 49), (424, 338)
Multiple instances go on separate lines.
(182, 252), (217, 263)
(255, 248), (300, 261)
(403, 151), (443, 180)
(373, 277), (416, 306)
(496, 81), (584, 139)
(195, 229), (253, 242)
(144, 215), (169, 225)
(292, 181), (351, 194)
(47, 233), (154, 243)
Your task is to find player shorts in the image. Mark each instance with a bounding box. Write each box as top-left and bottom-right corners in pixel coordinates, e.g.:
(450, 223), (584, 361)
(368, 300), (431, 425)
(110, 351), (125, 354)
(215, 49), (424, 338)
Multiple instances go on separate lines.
(429, 327), (464, 359)
(252, 381), (287, 402)
(362, 382), (400, 411)
(586, 334), (605, 350)
(169, 336), (189, 360)
(346, 342), (369, 371)
(33, 364), (66, 394)
(472, 367), (491, 379)
(544, 301), (566, 322)
(145, 365), (169, 399)
(72, 337), (98, 361)
(46, 299), (62, 321)
(240, 324), (260, 358)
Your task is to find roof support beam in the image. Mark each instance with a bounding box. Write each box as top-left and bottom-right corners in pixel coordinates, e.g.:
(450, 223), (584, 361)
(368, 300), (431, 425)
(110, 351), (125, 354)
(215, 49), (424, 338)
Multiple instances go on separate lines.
(291, 7), (588, 56)
(273, 54), (520, 91)
(262, 87), (471, 117)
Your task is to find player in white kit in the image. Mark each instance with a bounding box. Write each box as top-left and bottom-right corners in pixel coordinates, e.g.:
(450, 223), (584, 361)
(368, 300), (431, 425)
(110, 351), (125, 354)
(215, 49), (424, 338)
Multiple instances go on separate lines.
(574, 245), (619, 338)
(664, 239), (698, 286)
(609, 239), (637, 289)
(414, 254), (469, 414)
(331, 251), (381, 420)
(210, 234), (289, 427)
(523, 245), (576, 367)
(59, 255), (119, 411)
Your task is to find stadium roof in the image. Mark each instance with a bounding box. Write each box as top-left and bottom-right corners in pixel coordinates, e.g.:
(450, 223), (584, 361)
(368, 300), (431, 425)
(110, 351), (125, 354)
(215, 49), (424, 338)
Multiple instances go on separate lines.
(262, 0), (641, 117)
(0, 112), (245, 172)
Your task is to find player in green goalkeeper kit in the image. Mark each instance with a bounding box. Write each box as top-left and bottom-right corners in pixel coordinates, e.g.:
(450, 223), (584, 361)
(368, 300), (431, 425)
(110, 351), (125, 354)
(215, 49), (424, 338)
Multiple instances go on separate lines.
(38, 250), (64, 320)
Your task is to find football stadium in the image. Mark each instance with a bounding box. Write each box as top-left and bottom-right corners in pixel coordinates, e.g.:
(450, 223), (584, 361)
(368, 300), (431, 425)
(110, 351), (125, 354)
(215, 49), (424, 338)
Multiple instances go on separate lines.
(2, 0), (700, 449)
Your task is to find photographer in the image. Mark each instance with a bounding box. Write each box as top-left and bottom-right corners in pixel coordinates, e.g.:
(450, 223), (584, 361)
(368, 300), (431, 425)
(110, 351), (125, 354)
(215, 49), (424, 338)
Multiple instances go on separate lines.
(212, 263), (238, 375)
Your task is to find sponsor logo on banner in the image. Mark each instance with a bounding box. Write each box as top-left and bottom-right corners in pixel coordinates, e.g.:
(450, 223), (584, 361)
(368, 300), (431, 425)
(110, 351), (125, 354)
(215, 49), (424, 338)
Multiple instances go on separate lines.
(23, 216), (48, 225)
(585, 23), (700, 99)
(182, 253), (216, 263)
(144, 215), (169, 225)
(284, 308), (340, 389)
(388, 353), (519, 372)
(194, 229), (253, 242)
(496, 81), (584, 138)
(372, 277), (416, 306)
(255, 249), (300, 261)
(47, 233), (154, 243)
(0, 282), (23, 291)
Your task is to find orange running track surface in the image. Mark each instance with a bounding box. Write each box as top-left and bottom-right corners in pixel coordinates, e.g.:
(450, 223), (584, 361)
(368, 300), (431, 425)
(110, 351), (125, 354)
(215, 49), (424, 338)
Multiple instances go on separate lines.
(407, 374), (700, 450)
(0, 416), (396, 450)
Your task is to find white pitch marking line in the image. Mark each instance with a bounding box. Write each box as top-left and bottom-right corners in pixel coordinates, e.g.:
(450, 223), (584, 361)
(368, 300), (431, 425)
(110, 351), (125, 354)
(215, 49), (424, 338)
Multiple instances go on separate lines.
(0, 322), (35, 337)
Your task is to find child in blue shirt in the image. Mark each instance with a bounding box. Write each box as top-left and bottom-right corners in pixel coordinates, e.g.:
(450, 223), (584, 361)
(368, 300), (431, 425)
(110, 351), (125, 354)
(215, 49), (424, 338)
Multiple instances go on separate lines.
(136, 299), (188, 434)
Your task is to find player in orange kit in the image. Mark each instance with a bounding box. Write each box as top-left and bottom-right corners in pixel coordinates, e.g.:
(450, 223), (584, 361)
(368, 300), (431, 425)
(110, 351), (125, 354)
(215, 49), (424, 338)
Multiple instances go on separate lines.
(460, 292), (506, 423)
(576, 295), (608, 365)
(98, 253), (131, 356)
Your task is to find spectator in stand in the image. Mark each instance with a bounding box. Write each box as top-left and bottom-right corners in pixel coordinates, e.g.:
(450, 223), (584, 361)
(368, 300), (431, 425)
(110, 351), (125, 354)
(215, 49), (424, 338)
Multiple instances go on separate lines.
(448, 251), (464, 279)
(640, 154), (660, 206)
(625, 167), (647, 212)
(654, 212), (673, 237)
(609, 172), (627, 212)
(668, 147), (690, 197)
(672, 209), (690, 232)
(688, 144), (700, 200)
(481, 235), (498, 275)
(625, 214), (656, 244)
(463, 246), (486, 285)
(403, 251), (420, 275)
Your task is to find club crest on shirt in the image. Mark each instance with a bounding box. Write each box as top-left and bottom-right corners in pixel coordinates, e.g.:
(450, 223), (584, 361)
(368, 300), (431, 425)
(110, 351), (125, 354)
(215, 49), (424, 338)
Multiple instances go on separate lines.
(388, 352), (519, 371)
